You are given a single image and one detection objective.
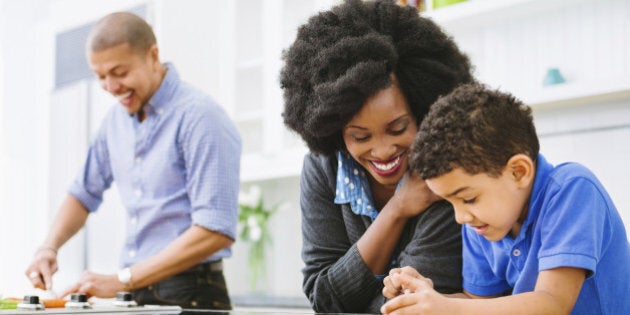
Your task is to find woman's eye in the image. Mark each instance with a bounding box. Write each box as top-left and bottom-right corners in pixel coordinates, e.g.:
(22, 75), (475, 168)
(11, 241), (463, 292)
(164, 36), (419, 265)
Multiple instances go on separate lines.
(390, 127), (407, 135)
(463, 197), (477, 204)
(353, 135), (370, 142)
(389, 121), (409, 135)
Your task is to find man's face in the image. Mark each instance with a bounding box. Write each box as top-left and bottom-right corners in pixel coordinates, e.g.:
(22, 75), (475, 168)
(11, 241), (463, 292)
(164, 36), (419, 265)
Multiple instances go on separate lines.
(88, 43), (161, 115)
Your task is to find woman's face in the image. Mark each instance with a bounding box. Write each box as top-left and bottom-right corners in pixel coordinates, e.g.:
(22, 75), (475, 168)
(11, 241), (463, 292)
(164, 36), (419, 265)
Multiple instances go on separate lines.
(342, 83), (417, 190)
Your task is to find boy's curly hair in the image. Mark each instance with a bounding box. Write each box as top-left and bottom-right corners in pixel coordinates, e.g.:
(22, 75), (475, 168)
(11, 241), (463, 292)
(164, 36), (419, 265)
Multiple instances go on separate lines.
(410, 83), (540, 179)
(280, 0), (473, 156)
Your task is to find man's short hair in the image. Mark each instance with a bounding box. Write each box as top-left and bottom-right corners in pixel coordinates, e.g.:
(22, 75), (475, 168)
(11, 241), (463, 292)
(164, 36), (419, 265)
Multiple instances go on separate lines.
(87, 12), (156, 55)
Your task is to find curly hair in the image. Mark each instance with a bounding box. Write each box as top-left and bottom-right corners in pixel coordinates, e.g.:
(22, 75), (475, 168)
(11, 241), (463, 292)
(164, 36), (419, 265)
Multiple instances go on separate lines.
(280, 0), (473, 156)
(409, 83), (540, 179)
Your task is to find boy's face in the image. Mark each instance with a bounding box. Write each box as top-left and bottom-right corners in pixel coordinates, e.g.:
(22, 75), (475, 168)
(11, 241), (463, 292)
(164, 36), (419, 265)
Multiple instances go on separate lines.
(425, 156), (534, 241)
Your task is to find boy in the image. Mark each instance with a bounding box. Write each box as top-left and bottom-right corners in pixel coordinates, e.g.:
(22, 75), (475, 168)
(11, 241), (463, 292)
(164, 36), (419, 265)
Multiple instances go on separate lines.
(381, 83), (629, 314)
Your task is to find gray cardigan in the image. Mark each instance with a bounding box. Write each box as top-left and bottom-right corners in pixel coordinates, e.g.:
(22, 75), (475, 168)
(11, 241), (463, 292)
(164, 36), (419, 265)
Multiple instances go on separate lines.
(300, 153), (462, 314)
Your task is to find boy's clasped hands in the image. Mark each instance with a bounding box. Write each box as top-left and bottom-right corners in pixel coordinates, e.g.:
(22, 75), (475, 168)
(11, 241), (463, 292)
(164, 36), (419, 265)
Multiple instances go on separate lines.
(381, 266), (453, 315)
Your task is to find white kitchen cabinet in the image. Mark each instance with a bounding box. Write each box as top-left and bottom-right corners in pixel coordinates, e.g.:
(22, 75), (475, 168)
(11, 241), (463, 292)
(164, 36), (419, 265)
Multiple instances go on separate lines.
(424, 0), (630, 110)
(223, 0), (338, 183)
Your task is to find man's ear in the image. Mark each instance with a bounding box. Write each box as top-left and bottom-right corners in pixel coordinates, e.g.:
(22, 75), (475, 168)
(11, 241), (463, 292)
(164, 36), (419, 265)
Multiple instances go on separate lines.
(147, 44), (160, 68)
(506, 154), (535, 188)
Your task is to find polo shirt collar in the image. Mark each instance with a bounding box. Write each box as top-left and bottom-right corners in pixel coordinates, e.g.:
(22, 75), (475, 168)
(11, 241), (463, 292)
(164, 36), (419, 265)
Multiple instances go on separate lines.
(515, 153), (553, 241)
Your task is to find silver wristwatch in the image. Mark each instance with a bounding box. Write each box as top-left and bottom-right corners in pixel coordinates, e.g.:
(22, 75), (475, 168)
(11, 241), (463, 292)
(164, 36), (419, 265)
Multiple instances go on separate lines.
(117, 267), (132, 285)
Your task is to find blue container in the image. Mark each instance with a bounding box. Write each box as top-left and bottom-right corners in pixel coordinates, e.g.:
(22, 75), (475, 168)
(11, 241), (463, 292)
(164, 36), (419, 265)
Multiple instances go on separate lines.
(543, 68), (566, 86)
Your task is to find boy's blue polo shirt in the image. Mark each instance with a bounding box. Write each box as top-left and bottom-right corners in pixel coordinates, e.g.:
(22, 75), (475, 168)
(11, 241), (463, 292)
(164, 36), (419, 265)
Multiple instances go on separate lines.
(462, 154), (630, 314)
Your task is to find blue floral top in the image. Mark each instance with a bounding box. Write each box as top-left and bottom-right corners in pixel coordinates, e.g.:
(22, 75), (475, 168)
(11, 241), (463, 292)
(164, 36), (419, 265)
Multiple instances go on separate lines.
(334, 151), (404, 218)
(334, 151), (380, 221)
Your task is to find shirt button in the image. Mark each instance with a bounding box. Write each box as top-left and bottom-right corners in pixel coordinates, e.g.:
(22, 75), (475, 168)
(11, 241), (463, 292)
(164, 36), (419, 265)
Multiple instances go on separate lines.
(130, 217), (137, 225)
(513, 249), (521, 257)
(135, 157), (142, 163)
(129, 250), (136, 258)
(158, 109), (164, 114)
(134, 189), (142, 197)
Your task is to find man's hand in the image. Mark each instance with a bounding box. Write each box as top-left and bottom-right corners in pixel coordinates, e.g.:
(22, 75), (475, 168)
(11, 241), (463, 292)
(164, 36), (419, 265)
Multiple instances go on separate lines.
(61, 271), (126, 299)
(25, 247), (59, 290)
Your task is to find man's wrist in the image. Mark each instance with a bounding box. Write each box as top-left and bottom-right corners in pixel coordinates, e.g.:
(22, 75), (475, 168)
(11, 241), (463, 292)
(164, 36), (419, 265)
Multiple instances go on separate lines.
(117, 267), (133, 289)
(37, 245), (58, 255)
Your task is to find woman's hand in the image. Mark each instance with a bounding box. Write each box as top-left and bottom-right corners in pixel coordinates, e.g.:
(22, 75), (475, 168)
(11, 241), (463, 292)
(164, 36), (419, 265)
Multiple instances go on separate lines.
(389, 171), (442, 219)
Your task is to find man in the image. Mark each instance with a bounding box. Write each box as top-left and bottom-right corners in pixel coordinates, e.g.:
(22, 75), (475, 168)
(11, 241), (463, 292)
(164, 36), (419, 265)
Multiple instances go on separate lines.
(25, 12), (241, 310)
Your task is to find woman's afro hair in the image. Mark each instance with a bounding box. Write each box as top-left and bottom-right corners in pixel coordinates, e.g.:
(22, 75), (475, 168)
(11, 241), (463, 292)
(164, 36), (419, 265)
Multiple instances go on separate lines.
(280, 0), (473, 156)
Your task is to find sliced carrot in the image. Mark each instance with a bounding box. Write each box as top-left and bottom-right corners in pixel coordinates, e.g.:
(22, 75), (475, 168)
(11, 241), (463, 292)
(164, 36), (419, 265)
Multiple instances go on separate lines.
(43, 299), (67, 308)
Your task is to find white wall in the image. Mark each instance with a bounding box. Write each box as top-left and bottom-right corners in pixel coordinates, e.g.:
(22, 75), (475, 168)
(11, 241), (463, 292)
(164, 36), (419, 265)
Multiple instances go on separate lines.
(0, 0), (53, 296)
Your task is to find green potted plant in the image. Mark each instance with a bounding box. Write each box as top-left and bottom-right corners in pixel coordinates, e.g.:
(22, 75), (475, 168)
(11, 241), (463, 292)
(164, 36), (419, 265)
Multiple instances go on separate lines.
(433, 0), (467, 9)
(238, 185), (276, 291)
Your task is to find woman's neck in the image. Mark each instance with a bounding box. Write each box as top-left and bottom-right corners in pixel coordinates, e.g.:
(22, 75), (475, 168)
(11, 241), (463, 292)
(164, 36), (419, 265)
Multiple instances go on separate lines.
(368, 176), (396, 210)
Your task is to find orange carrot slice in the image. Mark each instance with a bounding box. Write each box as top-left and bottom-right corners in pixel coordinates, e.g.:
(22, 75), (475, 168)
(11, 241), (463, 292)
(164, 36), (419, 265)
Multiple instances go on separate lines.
(42, 299), (67, 308)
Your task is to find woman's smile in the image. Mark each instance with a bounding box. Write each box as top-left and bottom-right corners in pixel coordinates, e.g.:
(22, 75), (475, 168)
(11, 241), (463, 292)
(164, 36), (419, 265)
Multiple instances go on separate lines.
(369, 153), (403, 177)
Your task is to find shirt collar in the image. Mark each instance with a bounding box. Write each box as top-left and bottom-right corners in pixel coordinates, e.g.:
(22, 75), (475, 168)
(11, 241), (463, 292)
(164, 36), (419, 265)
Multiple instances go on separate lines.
(132, 62), (179, 118)
(148, 62), (179, 111)
(515, 153), (553, 241)
(334, 151), (379, 221)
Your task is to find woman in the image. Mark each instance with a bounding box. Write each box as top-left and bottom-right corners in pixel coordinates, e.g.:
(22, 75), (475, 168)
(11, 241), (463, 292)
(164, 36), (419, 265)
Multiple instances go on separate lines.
(280, 0), (474, 313)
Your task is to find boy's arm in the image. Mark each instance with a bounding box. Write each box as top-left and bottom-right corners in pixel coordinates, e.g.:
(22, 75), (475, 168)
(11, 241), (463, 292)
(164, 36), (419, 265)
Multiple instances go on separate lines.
(447, 292), (495, 299)
(382, 267), (585, 315)
(458, 267), (585, 314)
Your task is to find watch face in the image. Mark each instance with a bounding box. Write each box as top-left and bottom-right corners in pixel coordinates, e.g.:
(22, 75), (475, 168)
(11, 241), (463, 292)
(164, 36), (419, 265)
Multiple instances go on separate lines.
(118, 268), (132, 284)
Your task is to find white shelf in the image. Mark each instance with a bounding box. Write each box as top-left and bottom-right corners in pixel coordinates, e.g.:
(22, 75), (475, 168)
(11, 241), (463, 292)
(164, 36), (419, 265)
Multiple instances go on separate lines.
(240, 147), (308, 182)
(520, 77), (630, 110)
(425, 0), (590, 30)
